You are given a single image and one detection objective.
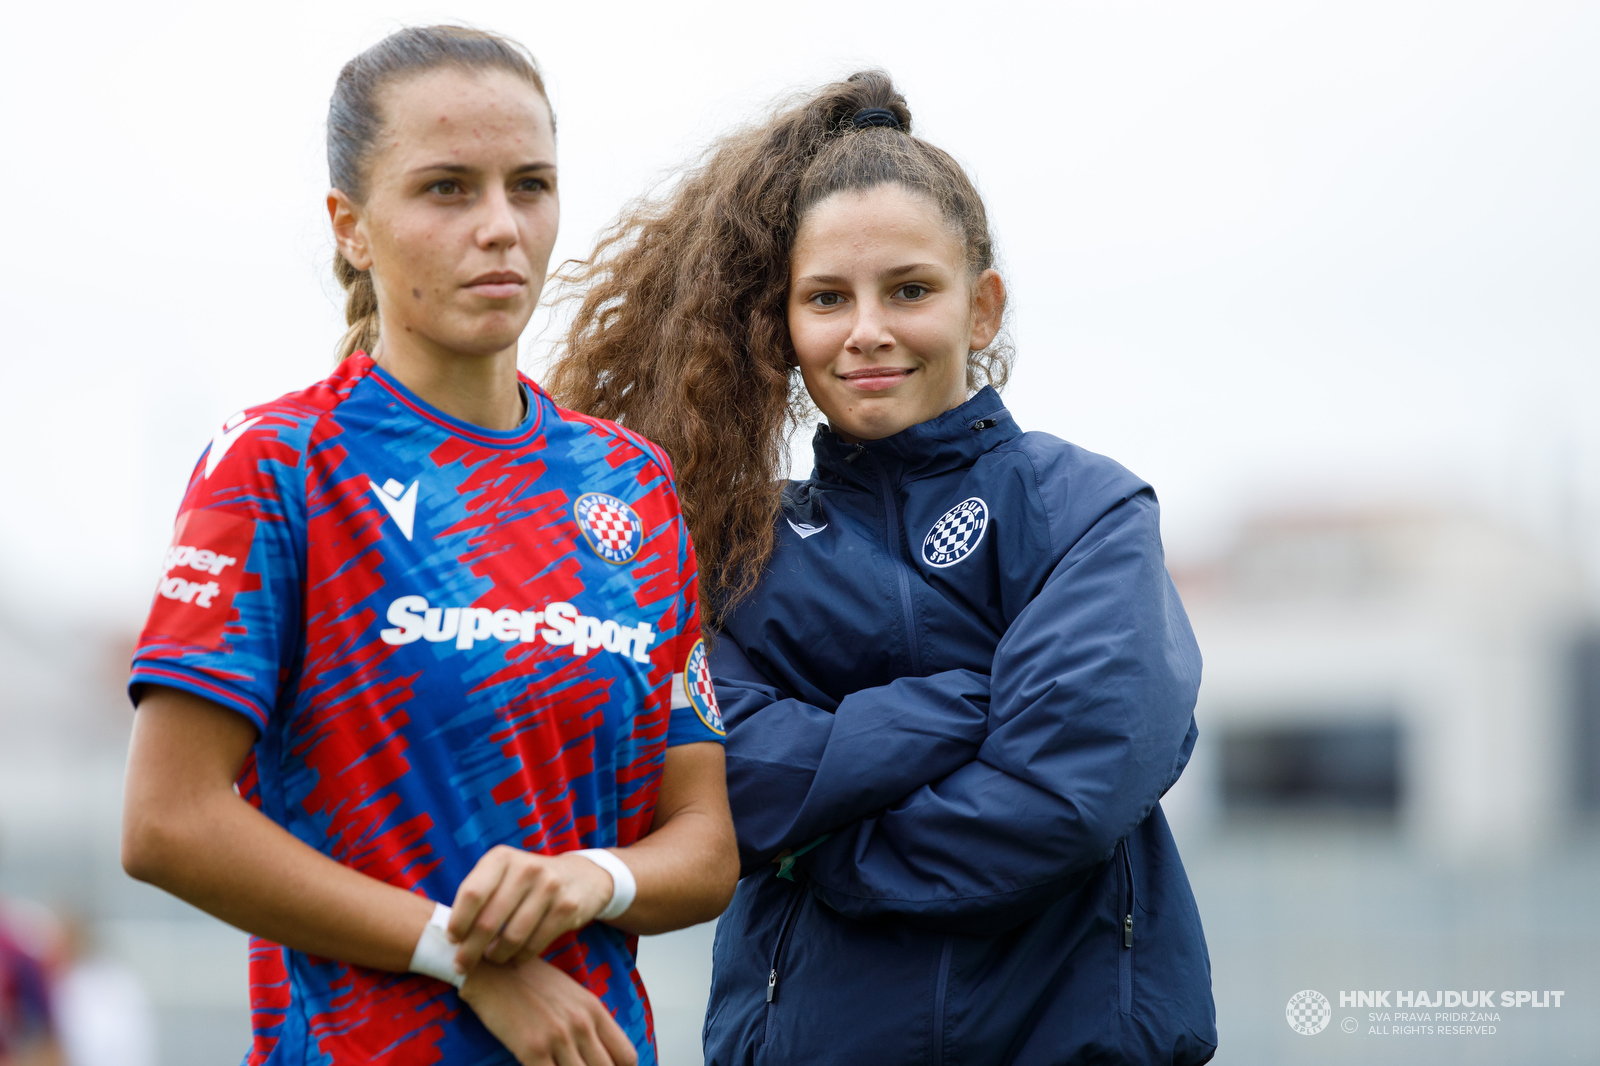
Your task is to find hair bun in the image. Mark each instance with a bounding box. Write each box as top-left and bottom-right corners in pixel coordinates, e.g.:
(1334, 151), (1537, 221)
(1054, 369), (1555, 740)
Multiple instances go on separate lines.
(851, 107), (901, 131)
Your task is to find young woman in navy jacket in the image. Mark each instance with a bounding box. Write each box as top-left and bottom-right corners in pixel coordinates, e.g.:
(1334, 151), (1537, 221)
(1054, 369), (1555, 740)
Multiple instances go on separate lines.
(548, 72), (1216, 1066)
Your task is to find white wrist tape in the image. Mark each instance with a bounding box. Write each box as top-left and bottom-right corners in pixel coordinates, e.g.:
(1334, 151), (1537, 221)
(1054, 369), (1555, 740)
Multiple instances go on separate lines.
(408, 902), (465, 988)
(574, 848), (637, 922)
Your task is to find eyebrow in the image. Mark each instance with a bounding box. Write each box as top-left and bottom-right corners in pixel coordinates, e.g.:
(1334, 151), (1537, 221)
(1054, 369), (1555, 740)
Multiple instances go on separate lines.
(407, 161), (556, 177)
(796, 263), (943, 286)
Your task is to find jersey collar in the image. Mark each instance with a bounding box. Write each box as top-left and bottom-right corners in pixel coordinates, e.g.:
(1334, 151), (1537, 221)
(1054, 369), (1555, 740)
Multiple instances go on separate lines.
(363, 356), (545, 449)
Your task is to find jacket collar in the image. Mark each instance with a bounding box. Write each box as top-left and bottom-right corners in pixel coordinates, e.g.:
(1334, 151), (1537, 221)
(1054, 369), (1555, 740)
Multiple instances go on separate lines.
(810, 386), (1021, 489)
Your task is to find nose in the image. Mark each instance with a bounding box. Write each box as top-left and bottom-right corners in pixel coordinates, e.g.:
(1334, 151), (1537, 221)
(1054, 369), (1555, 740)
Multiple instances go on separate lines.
(474, 184), (520, 251)
(844, 298), (894, 357)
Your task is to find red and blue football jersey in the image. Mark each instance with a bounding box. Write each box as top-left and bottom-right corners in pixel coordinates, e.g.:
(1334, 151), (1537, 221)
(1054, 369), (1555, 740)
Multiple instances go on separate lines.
(129, 354), (724, 1065)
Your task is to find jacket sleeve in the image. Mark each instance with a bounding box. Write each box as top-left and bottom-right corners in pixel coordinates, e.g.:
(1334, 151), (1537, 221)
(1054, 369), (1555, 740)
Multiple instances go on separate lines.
(802, 488), (1202, 933)
(713, 638), (991, 876)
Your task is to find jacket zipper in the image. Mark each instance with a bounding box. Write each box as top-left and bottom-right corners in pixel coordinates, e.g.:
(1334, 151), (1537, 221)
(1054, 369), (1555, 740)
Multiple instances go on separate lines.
(932, 936), (953, 1066)
(1121, 839), (1135, 948)
(765, 883), (805, 1007)
(1117, 839), (1135, 1013)
(872, 459), (924, 675)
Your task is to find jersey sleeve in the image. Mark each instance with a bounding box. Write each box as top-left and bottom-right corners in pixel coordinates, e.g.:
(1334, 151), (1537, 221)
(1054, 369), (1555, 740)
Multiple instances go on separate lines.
(664, 505), (725, 747)
(129, 411), (306, 732)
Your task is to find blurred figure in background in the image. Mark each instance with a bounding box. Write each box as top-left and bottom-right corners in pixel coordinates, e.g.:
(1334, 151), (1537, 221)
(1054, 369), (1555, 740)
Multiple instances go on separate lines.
(52, 913), (155, 1066)
(0, 899), (62, 1066)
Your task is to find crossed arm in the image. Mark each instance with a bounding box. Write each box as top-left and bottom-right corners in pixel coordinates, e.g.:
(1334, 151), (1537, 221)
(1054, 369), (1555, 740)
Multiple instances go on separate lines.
(122, 685), (738, 1066)
(718, 492), (1202, 933)
(713, 641), (992, 873)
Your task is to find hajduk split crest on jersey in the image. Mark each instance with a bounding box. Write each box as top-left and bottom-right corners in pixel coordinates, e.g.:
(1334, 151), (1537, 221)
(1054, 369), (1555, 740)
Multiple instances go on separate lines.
(574, 491), (644, 564)
(129, 354), (723, 1066)
(677, 638), (723, 736)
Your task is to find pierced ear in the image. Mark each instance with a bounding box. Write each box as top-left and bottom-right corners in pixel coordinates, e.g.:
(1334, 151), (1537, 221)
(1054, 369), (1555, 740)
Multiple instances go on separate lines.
(968, 269), (1006, 352)
(327, 189), (374, 272)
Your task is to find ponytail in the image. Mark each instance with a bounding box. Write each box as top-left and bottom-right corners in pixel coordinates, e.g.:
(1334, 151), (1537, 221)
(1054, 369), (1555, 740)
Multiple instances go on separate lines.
(333, 251), (380, 361)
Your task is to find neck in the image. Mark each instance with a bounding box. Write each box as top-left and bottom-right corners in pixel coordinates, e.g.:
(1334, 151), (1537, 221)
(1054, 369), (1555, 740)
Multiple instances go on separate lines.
(371, 331), (524, 431)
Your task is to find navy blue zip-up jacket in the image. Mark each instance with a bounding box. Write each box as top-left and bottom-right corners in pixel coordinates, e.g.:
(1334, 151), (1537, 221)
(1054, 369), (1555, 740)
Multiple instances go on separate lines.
(704, 389), (1215, 1065)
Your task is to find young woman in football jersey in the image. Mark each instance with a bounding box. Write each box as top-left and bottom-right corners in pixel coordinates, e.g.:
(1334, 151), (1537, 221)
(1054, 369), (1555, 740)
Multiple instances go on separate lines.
(546, 74), (1216, 1064)
(121, 26), (736, 1066)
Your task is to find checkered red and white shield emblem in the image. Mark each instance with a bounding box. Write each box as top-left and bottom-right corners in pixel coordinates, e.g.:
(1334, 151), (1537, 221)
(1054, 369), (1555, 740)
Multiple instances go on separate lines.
(684, 638), (724, 735)
(573, 492), (643, 564)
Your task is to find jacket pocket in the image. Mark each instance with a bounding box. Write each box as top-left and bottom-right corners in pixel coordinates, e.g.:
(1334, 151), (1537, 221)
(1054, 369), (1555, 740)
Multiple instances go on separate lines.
(762, 883), (806, 1045)
(1116, 839), (1135, 1014)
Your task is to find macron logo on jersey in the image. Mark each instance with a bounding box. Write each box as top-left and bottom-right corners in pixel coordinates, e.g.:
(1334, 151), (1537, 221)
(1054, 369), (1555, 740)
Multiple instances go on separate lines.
(369, 478), (419, 540)
(204, 412), (264, 479)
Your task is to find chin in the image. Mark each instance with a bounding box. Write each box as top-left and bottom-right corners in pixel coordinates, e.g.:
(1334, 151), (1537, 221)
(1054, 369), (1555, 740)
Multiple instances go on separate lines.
(442, 317), (531, 357)
(839, 411), (915, 442)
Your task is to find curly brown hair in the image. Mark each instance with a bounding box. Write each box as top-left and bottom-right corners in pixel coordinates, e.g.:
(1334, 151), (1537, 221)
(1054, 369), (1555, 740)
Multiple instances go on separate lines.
(544, 71), (1010, 623)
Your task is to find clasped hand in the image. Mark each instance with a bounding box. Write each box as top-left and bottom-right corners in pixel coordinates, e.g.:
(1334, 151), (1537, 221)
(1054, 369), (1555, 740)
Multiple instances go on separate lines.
(447, 846), (638, 1066)
(448, 845), (618, 968)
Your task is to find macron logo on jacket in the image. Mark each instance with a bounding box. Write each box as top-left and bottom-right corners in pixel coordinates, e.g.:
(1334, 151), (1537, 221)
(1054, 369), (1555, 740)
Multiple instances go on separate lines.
(786, 518), (828, 540)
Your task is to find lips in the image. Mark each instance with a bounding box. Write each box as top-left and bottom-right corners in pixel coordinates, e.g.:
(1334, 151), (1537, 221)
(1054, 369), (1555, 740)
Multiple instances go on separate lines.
(838, 367), (915, 392)
(465, 270), (527, 300)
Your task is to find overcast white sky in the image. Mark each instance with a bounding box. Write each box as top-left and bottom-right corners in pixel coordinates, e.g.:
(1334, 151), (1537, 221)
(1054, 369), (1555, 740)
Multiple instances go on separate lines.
(3, 0), (1597, 619)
